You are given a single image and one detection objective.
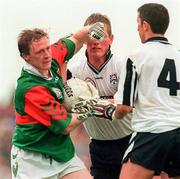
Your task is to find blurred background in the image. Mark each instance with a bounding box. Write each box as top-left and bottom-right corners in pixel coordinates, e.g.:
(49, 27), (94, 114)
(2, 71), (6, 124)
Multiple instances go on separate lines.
(0, 0), (179, 178)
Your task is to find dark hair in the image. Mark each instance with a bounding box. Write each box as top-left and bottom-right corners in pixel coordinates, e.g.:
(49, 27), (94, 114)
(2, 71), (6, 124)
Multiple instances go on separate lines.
(138, 3), (169, 34)
(84, 13), (112, 36)
(18, 28), (49, 56)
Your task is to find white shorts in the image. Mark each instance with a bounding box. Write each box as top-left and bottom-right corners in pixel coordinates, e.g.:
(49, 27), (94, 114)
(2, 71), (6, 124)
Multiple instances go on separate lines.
(11, 145), (86, 179)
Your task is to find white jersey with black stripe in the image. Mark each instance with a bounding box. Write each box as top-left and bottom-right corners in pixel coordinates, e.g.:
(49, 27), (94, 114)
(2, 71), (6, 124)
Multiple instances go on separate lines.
(69, 53), (132, 140)
(115, 37), (180, 133)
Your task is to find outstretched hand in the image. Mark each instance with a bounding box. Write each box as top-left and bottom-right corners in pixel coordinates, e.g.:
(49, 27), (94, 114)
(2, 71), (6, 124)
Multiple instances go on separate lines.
(72, 97), (98, 121)
(72, 98), (98, 113)
(93, 100), (116, 121)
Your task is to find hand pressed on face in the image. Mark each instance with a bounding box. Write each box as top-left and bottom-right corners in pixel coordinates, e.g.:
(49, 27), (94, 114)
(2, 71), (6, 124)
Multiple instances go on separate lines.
(88, 22), (105, 41)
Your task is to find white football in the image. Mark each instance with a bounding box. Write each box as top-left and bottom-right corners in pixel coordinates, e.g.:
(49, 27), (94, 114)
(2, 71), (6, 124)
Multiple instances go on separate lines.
(63, 78), (99, 112)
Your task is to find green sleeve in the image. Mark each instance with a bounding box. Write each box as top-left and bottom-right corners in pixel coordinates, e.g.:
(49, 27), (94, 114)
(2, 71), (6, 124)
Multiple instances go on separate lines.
(48, 113), (73, 134)
(61, 38), (75, 62)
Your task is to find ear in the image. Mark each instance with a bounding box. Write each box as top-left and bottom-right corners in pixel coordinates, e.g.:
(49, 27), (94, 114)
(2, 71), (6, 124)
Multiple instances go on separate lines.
(109, 34), (114, 45)
(21, 53), (29, 62)
(143, 21), (150, 32)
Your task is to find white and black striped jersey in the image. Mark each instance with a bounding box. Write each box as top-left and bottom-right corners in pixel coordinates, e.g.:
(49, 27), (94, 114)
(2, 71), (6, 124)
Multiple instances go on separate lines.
(69, 51), (132, 140)
(115, 37), (180, 133)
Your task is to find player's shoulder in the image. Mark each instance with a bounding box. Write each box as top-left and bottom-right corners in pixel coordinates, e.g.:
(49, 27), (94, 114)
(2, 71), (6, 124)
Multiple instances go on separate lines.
(69, 58), (86, 69)
(127, 43), (150, 62)
(68, 58), (87, 76)
(110, 54), (125, 66)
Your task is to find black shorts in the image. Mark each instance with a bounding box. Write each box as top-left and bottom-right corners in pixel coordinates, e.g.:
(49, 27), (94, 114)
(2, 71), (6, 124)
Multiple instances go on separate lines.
(89, 134), (131, 179)
(122, 128), (180, 177)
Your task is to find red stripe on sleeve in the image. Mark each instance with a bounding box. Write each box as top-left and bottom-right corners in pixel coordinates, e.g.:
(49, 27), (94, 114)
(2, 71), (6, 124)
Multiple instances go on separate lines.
(24, 86), (68, 126)
(51, 40), (68, 66)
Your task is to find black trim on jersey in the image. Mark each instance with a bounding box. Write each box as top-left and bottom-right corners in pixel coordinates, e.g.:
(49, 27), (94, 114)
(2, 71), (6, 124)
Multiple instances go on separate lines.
(123, 58), (133, 106)
(132, 68), (138, 107)
(86, 49), (113, 75)
(145, 37), (171, 45)
(67, 69), (72, 80)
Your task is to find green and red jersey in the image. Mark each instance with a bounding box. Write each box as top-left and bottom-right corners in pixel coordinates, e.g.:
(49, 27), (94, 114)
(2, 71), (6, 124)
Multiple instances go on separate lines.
(12, 38), (76, 162)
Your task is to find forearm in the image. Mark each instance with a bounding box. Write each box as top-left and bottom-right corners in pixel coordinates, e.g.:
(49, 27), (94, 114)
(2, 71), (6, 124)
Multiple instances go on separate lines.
(69, 26), (89, 54)
(93, 100), (132, 121)
(62, 99), (96, 134)
(69, 22), (104, 54)
(62, 113), (86, 134)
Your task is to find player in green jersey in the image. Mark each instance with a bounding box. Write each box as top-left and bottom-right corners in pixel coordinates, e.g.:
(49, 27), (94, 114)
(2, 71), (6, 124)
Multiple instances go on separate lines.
(11, 24), (104, 179)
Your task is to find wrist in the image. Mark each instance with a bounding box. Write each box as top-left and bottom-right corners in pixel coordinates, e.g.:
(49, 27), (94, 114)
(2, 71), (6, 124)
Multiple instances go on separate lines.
(105, 104), (116, 121)
(111, 111), (118, 121)
(76, 112), (93, 122)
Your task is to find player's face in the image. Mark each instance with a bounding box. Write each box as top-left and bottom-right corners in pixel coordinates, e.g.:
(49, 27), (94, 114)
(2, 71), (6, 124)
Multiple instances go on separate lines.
(23, 37), (52, 76)
(86, 25), (113, 59)
(137, 14), (146, 43)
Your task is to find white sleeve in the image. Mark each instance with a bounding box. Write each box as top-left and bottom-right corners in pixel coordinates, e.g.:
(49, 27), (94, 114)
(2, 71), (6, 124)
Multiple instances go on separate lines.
(114, 57), (127, 104)
(114, 56), (138, 107)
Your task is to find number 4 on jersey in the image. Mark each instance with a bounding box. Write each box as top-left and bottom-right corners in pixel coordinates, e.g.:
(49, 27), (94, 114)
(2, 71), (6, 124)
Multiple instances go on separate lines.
(157, 58), (180, 96)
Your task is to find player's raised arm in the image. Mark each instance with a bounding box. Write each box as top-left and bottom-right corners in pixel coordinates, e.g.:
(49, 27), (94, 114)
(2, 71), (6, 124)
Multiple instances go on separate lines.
(69, 22), (105, 53)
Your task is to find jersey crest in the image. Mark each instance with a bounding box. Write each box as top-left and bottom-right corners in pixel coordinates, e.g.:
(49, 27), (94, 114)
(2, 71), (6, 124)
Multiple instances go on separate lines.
(52, 87), (63, 100)
(110, 73), (118, 84)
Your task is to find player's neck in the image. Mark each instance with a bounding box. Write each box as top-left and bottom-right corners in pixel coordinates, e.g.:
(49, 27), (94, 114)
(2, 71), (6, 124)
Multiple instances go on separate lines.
(144, 32), (164, 43)
(88, 57), (105, 69)
(39, 69), (51, 78)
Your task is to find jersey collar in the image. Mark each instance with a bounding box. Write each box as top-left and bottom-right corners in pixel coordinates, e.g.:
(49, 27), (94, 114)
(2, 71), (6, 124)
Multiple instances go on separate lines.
(145, 36), (170, 44)
(86, 48), (113, 75)
(23, 62), (53, 80)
